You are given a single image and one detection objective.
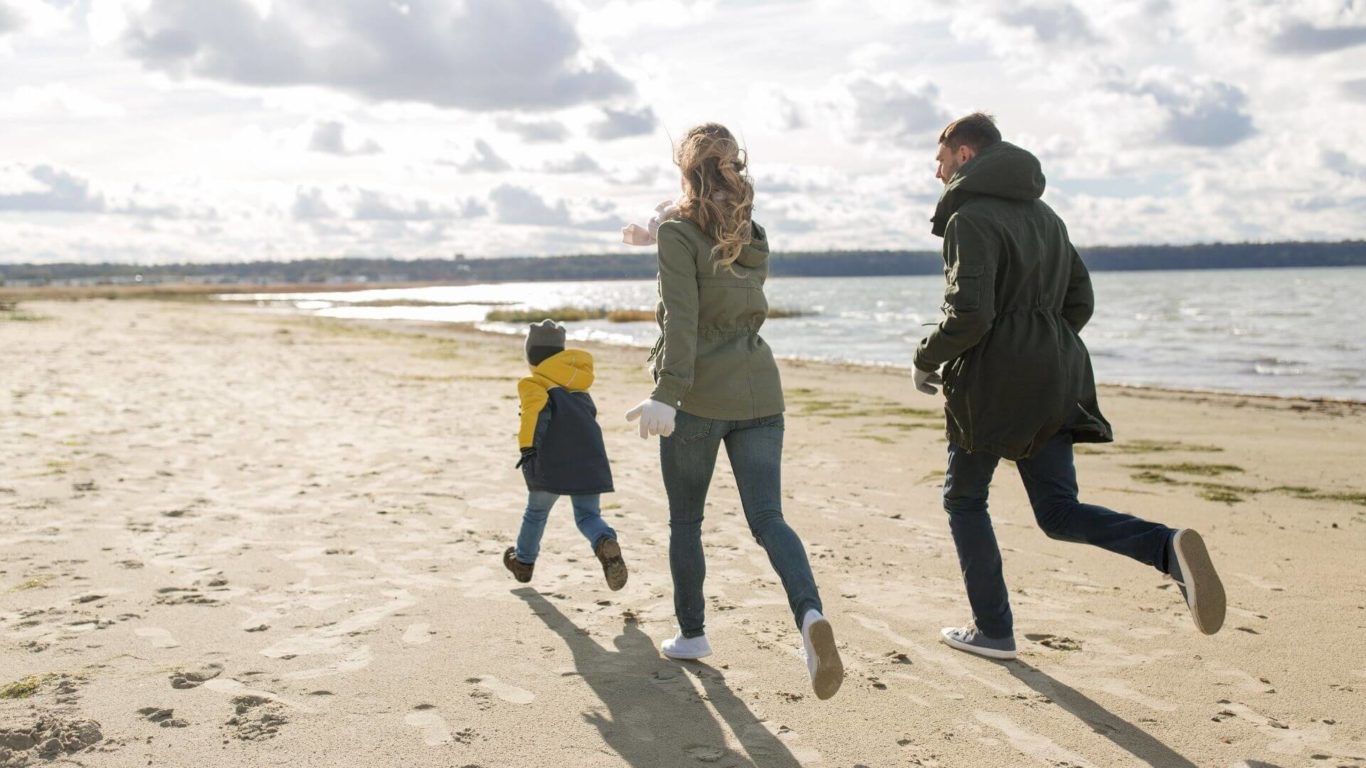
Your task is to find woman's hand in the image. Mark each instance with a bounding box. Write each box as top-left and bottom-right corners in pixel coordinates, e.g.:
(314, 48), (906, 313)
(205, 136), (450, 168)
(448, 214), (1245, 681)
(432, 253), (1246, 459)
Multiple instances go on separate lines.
(625, 398), (677, 438)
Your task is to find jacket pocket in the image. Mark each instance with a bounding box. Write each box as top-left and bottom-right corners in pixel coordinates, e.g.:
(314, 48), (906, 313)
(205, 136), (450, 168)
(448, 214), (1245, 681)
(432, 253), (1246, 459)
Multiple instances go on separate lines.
(943, 354), (973, 443)
(947, 263), (984, 312)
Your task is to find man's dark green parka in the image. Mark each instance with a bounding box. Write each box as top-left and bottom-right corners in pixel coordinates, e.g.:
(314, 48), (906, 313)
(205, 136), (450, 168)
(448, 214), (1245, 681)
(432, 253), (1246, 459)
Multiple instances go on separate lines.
(914, 141), (1113, 460)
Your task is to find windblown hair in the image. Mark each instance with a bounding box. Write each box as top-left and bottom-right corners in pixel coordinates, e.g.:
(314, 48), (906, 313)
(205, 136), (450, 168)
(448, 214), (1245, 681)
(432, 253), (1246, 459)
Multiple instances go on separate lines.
(939, 112), (1002, 152)
(674, 123), (754, 273)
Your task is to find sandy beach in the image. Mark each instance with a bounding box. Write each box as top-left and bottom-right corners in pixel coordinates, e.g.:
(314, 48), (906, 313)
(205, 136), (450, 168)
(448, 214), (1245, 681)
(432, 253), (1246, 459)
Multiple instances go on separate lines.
(2, 297), (1364, 768)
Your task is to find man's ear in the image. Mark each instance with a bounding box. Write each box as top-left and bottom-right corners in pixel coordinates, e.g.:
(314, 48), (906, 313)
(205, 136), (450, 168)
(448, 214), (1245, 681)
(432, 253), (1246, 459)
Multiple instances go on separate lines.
(956, 145), (977, 165)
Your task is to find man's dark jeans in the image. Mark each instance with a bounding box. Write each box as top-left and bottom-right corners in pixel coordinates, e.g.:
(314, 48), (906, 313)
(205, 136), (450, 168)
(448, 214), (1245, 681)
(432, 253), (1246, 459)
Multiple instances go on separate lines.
(944, 431), (1175, 638)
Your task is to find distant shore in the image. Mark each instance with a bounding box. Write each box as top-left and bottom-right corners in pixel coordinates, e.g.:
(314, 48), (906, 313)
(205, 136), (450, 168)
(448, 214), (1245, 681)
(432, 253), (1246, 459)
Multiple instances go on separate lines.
(2, 240), (1363, 292)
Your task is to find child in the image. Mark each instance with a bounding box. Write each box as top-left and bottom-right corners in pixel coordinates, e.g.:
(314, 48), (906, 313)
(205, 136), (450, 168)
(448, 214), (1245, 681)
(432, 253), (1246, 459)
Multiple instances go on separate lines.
(504, 319), (627, 590)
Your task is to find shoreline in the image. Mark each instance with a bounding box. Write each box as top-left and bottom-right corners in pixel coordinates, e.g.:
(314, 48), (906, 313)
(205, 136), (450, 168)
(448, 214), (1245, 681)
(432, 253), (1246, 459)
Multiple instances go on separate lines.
(299, 312), (1366, 412)
(6, 277), (1364, 405)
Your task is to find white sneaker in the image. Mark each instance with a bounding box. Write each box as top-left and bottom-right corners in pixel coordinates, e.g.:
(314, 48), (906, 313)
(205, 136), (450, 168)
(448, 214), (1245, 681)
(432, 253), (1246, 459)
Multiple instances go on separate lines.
(661, 632), (712, 660)
(800, 609), (844, 700)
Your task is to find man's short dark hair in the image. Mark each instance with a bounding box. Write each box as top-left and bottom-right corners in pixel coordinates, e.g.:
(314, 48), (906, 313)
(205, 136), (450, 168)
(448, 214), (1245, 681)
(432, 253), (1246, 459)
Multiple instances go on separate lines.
(939, 112), (1001, 152)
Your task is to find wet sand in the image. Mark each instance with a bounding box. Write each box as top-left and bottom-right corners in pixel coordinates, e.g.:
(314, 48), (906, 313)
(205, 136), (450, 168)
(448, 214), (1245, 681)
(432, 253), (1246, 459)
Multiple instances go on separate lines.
(2, 298), (1364, 767)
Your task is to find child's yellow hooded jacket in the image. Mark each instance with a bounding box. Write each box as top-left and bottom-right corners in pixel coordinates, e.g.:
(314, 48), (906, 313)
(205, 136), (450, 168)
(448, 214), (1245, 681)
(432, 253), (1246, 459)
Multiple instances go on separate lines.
(517, 349), (613, 495)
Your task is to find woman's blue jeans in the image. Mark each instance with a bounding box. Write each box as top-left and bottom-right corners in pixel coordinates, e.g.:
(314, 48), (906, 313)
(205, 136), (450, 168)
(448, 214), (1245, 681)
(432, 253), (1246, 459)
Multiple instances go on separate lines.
(515, 492), (616, 564)
(660, 410), (823, 638)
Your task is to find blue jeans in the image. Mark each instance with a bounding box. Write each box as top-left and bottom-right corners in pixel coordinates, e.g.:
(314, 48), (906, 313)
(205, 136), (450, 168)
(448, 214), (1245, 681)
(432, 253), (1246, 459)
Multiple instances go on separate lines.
(515, 491), (616, 564)
(661, 410), (822, 638)
(944, 431), (1175, 638)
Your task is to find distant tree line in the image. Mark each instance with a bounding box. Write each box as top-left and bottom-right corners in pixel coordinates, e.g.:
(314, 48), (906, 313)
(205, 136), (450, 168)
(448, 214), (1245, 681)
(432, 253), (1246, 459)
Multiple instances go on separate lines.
(2, 240), (1362, 286)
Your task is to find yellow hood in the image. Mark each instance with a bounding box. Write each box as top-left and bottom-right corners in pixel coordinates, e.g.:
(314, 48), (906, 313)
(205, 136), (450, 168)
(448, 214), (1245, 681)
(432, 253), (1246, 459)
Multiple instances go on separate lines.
(529, 349), (594, 392)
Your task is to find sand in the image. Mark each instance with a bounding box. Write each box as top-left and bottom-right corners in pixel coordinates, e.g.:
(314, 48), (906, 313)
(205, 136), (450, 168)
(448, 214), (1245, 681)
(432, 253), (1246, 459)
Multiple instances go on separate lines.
(2, 298), (1364, 768)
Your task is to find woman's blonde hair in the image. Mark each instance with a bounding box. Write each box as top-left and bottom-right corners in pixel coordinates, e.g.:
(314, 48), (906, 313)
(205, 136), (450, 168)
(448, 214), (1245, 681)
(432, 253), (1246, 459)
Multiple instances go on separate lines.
(674, 123), (754, 272)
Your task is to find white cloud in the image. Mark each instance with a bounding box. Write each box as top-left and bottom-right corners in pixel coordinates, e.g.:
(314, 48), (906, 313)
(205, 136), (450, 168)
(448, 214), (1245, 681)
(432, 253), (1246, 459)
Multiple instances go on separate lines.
(0, 0), (63, 38)
(589, 106), (658, 140)
(118, 0), (634, 110)
(2, 0), (1364, 263)
(490, 184), (614, 229)
(841, 75), (951, 149)
(448, 140), (511, 173)
(749, 86), (807, 132)
(353, 189), (480, 222)
(0, 164), (106, 212)
(491, 184), (573, 226)
(1118, 68), (1255, 147)
(292, 186), (488, 223)
(0, 84), (126, 118)
(308, 120), (382, 156)
(290, 186), (337, 221)
(1269, 21), (1366, 55)
(1320, 148), (1366, 179)
(542, 152), (603, 174)
(496, 116), (571, 144)
(0, 163), (217, 219)
(0, 3), (24, 35)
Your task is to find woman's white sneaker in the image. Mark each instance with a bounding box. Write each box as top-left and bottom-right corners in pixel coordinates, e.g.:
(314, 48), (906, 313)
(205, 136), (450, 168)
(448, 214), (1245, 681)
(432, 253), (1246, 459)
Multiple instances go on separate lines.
(800, 609), (844, 700)
(661, 632), (712, 660)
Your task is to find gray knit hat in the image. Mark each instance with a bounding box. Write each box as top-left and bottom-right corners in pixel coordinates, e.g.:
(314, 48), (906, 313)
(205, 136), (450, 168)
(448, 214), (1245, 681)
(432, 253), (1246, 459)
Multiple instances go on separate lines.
(525, 319), (566, 365)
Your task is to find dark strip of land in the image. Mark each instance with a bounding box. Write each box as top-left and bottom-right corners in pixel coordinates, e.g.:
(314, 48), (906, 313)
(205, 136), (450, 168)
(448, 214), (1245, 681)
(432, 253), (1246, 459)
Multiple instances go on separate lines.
(2, 240), (1362, 292)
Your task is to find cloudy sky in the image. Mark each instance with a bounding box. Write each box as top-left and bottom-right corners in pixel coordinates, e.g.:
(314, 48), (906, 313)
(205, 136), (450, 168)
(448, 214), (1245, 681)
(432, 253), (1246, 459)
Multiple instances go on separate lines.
(2, 0), (1364, 264)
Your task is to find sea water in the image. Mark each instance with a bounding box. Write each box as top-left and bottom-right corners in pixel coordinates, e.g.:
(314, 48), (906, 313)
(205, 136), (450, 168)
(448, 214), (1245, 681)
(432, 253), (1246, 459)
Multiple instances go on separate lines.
(220, 266), (1366, 401)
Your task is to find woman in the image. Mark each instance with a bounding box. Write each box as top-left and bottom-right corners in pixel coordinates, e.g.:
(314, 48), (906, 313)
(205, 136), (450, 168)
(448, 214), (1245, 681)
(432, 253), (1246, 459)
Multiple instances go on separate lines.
(625, 123), (843, 700)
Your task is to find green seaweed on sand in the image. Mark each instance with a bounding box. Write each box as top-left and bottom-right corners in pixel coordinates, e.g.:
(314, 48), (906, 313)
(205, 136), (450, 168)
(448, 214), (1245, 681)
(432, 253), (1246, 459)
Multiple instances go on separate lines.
(1198, 487), (1246, 504)
(1076, 439), (1223, 455)
(10, 575), (54, 591)
(0, 675), (51, 699)
(1128, 462), (1245, 477)
(0, 302), (47, 322)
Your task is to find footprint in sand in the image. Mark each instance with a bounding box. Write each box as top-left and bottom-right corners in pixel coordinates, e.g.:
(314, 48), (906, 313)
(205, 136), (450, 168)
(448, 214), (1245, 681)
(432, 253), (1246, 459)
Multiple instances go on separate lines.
(402, 623), (433, 645)
(974, 710), (1096, 768)
(1236, 573), (1286, 592)
(684, 744), (729, 763)
(738, 722), (823, 764)
(134, 627), (180, 649)
(404, 707), (453, 746)
(467, 675), (535, 705)
(170, 662), (223, 689)
(1024, 633), (1082, 652)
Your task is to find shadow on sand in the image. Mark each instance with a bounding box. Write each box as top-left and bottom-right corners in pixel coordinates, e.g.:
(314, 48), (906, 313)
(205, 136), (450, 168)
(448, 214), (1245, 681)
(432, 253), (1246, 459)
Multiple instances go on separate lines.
(999, 659), (1199, 768)
(515, 588), (804, 768)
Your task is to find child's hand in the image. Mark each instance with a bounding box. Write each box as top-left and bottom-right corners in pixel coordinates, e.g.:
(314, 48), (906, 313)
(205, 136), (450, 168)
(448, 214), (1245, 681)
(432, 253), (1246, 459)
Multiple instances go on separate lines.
(515, 447), (537, 475)
(625, 398), (677, 438)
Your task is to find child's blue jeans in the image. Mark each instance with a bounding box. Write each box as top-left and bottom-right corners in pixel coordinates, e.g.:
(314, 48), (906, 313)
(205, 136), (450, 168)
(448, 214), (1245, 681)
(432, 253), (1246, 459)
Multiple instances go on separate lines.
(515, 491), (616, 564)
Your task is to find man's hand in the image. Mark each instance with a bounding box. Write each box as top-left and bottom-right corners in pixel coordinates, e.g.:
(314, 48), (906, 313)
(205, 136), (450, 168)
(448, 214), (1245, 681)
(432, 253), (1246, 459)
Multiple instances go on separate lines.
(625, 398), (677, 438)
(914, 366), (943, 396)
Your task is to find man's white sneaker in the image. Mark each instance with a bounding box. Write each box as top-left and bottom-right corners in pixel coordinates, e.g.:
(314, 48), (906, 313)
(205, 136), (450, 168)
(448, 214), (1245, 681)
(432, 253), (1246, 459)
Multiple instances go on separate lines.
(800, 609), (844, 700)
(1169, 528), (1226, 635)
(661, 632), (712, 660)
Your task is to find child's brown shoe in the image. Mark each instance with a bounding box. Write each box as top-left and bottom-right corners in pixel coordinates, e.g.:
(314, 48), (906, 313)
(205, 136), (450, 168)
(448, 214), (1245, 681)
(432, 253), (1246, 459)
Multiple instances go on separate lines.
(594, 537), (628, 591)
(503, 546), (533, 583)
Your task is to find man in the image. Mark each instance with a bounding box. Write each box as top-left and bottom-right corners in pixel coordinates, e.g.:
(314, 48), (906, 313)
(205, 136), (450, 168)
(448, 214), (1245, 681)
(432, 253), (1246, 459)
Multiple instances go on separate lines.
(914, 113), (1225, 660)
